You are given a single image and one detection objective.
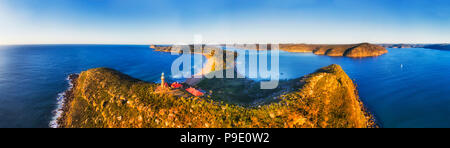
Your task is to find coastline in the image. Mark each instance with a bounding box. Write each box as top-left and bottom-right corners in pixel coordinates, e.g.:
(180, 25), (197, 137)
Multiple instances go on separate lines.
(195, 53), (214, 76)
(53, 48), (377, 128)
(51, 49), (215, 127)
(186, 53), (216, 85)
(51, 74), (78, 128)
(229, 43), (388, 58)
(152, 48), (215, 76)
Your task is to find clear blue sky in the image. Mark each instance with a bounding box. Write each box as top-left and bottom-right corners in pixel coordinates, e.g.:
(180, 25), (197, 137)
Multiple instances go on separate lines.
(0, 0), (449, 44)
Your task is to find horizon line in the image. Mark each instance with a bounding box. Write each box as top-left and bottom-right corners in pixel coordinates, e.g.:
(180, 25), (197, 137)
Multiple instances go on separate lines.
(1, 42), (448, 46)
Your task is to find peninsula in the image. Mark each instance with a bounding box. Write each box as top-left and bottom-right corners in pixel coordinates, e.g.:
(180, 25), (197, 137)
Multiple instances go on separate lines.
(57, 64), (376, 128)
(279, 43), (388, 58)
(379, 44), (450, 50)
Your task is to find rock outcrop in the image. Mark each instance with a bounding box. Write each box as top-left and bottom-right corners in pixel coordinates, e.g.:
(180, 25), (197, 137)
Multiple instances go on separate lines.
(58, 65), (376, 128)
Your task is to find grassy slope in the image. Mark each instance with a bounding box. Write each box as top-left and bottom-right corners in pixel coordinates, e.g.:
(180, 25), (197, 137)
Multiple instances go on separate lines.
(59, 65), (375, 128)
(195, 73), (297, 105)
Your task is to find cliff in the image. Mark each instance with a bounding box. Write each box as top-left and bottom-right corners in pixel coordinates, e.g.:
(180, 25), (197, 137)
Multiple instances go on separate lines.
(151, 45), (173, 52)
(280, 43), (388, 58)
(58, 65), (376, 128)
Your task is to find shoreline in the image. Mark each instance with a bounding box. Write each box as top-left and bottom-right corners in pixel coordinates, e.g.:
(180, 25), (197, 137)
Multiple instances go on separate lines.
(229, 43), (388, 58)
(193, 52), (214, 77)
(51, 74), (78, 128)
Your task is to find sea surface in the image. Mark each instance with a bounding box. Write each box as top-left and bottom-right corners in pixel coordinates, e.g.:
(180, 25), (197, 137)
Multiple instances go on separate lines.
(0, 45), (449, 128)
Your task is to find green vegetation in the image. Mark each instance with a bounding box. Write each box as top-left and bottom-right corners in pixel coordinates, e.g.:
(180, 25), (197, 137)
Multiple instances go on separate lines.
(58, 65), (376, 128)
(152, 43), (388, 58)
(196, 71), (296, 105)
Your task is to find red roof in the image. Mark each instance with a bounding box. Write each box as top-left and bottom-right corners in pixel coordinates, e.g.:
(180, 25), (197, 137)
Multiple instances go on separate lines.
(186, 87), (204, 97)
(171, 82), (183, 88)
(157, 83), (169, 90)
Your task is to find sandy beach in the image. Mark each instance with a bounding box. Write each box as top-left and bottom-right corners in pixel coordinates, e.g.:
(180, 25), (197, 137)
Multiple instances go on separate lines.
(186, 53), (215, 85)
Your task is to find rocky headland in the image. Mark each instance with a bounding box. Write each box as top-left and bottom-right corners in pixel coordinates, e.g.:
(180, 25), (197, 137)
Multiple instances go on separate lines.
(57, 64), (376, 128)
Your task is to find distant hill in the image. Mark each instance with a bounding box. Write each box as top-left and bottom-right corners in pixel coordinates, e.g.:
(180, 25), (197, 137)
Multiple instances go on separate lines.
(226, 43), (387, 58)
(279, 43), (388, 58)
(57, 65), (376, 128)
(151, 43), (388, 58)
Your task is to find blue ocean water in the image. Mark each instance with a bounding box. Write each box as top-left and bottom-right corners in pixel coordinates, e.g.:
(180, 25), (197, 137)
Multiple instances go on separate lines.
(0, 45), (204, 128)
(234, 48), (450, 128)
(0, 45), (449, 127)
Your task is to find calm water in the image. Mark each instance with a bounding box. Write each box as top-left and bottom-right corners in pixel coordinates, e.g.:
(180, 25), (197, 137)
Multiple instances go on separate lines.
(236, 48), (450, 127)
(0, 45), (449, 127)
(0, 45), (204, 128)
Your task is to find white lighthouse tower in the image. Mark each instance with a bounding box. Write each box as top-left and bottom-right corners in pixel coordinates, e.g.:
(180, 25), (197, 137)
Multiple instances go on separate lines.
(161, 72), (166, 88)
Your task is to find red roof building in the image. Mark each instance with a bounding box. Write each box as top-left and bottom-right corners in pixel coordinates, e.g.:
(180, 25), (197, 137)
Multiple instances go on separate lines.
(186, 87), (204, 97)
(171, 82), (183, 89)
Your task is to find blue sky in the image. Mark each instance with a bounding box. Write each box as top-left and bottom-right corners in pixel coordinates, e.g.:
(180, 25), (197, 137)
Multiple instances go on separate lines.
(0, 0), (449, 44)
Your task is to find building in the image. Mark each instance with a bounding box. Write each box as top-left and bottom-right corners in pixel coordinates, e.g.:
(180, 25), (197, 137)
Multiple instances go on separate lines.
(186, 87), (204, 97)
(171, 82), (183, 89)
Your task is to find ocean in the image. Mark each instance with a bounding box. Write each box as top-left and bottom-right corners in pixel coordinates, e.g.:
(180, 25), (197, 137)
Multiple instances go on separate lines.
(0, 45), (448, 127)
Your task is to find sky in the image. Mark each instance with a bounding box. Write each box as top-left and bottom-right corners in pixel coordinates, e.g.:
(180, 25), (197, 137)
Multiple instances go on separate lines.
(0, 0), (449, 45)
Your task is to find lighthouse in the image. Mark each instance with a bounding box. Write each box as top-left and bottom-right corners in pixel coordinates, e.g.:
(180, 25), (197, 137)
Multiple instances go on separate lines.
(161, 72), (166, 88)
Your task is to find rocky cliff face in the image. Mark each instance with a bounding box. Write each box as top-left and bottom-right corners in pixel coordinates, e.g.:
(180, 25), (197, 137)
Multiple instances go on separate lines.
(58, 65), (376, 128)
(344, 43), (388, 58)
(280, 43), (388, 58)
